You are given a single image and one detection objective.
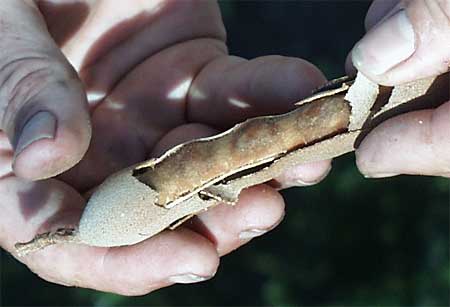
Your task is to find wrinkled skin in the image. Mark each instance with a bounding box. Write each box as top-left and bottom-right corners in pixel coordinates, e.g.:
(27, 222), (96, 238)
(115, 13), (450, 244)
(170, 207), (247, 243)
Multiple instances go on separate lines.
(0, 0), (330, 294)
(352, 0), (450, 177)
(1, 0), (448, 296)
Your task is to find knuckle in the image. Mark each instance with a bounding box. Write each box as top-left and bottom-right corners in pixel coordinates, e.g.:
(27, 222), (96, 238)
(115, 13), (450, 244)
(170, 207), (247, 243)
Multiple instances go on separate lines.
(0, 56), (52, 102)
(0, 54), (74, 133)
(0, 56), (53, 132)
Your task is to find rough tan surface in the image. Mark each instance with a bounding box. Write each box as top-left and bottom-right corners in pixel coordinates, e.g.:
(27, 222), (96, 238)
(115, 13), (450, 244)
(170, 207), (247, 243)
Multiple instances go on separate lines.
(79, 95), (352, 247)
(78, 166), (216, 246)
(374, 73), (449, 120)
(15, 72), (450, 253)
(345, 73), (379, 130)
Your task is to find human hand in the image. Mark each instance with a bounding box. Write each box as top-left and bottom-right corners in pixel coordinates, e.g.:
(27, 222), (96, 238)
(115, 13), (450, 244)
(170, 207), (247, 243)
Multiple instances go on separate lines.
(350, 0), (450, 177)
(0, 0), (331, 294)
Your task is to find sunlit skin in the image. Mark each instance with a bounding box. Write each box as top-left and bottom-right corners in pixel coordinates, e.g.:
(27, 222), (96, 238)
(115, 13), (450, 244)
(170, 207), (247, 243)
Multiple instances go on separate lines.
(0, 0), (448, 296)
(0, 0), (331, 294)
(351, 0), (450, 177)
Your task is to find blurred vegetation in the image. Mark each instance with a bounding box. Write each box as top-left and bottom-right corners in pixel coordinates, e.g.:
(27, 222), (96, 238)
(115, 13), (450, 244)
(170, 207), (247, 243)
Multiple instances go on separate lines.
(1, 1), (449, 306)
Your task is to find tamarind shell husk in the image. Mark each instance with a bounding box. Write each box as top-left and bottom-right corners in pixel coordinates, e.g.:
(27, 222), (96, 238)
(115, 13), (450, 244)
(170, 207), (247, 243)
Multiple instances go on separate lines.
(15, 72), (449, 255)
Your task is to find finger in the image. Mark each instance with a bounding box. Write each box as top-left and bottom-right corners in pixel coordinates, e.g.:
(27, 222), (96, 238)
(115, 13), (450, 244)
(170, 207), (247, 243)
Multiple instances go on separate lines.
(364, 0), (401, 30)
(189, 185), (285, 256)
(26, 230), (218, 295)
(0, 176), (219, 295)
(187, 55), (327, 128)
(351, 0), (450, 85)
(345, 52), (357, 77)
(356, 100), (450, 177)
(272, 160), (332, 189)
(345, 0), (400, 75)
(0, 132), (14, 179)
(0, 0), (91, 180)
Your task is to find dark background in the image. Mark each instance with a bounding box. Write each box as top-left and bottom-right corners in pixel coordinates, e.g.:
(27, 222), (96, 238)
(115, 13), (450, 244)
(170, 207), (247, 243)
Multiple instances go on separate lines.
(1, 1), (449, 306)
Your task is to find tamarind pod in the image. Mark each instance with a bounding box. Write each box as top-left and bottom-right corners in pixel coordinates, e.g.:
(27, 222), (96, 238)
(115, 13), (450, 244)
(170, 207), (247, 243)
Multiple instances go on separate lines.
(14, 72), (449, 254)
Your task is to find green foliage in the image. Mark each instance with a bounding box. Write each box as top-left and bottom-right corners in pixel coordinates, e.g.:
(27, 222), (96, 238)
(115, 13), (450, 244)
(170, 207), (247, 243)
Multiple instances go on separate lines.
(2, 1), (448, 306)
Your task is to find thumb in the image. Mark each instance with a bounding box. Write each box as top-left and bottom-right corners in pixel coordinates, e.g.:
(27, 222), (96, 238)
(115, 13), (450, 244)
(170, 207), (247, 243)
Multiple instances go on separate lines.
(351, 0), (450, 85)
(0, 0), (91, 180)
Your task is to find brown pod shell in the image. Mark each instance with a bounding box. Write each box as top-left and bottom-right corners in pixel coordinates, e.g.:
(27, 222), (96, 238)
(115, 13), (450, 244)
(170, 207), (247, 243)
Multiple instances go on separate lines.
(14, 72), (449, 254)
(79, 95), (351, 246)
(134, 95), (351, 208)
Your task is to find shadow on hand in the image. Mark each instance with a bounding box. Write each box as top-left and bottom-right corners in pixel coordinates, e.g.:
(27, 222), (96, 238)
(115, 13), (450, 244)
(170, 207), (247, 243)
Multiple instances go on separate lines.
(17, 181), (51, 221)
(38, 0), (90, 47)
(17, 180), (84, 235)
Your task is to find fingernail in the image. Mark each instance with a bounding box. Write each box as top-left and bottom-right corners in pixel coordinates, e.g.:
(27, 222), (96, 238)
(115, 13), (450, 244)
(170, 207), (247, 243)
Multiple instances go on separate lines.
(352, 9), (415, 75)
(13, 111), (57, 159)
(364, 172), (399, 178)
(169, 273), (211, 284)
(239, 228), (268, 239)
